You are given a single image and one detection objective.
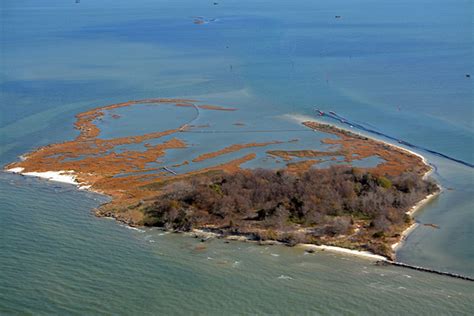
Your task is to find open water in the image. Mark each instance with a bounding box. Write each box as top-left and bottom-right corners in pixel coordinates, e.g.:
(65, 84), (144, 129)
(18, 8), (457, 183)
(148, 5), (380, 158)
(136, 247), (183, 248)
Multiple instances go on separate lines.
(1, 0), (473, 314)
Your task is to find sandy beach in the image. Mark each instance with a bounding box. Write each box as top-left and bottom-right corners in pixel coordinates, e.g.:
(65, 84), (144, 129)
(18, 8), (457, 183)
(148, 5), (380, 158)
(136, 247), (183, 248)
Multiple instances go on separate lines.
(6, 167), (80, 186)
(298, 244), (387, 261)
(392, 190), (441, 251)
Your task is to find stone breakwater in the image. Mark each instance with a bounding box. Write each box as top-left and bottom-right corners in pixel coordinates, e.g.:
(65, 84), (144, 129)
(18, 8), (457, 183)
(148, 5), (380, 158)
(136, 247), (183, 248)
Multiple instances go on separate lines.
(377, 261), (474, 282)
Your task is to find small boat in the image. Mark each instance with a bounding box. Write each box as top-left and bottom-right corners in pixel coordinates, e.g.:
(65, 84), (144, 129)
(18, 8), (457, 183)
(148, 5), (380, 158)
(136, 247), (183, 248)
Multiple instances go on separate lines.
(316, 110), (325, 116)
(329, 111), (336, 115)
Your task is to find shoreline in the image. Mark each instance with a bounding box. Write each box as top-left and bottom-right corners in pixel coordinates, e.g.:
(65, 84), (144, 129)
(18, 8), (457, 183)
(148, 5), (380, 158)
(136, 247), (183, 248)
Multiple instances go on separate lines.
(190, 229), (387, 261)
(285, 114), (434, 177)
(286, 115), (441, 255)
(297, 244), (387, 261)
(4, 116), (437, 262)
(4, 162), (434, 262)
(391, 190), (441, 251)
(5, 167), (93, 191)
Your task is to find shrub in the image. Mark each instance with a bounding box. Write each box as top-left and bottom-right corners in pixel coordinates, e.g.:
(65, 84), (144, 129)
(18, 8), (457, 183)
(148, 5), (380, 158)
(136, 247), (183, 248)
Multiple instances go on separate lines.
(143, 165), (435, 251)
(372, 231), (385, 238)
(377, 176), (392, 189)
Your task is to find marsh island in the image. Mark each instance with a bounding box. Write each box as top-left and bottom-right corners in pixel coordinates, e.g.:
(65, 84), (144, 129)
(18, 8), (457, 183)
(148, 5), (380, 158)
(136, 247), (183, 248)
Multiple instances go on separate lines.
(5, 98), (438, 259)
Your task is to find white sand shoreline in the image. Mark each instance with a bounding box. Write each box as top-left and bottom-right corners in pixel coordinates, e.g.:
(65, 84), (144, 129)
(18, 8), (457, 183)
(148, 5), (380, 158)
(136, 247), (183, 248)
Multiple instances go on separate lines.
(5, 167), (93, 190)
(392, 190), (441, 251)
(297, 244), (387, 261)
(406, 191), (440, 216)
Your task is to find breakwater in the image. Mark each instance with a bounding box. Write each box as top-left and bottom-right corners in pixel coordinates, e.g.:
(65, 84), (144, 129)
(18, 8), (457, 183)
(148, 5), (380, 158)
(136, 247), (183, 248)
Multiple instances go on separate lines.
(376, 261), (474, 281)
(317, 110), (474, 169)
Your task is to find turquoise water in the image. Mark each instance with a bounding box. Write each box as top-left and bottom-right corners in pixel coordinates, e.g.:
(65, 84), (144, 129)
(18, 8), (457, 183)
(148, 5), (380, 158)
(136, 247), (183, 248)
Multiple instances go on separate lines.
(1, 0), (473, 314)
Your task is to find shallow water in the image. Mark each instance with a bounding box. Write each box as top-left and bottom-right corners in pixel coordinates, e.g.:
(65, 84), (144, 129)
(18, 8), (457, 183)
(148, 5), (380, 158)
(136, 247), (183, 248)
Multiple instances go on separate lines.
(96, 102), (196, 139)
(1, 0), (473, 314)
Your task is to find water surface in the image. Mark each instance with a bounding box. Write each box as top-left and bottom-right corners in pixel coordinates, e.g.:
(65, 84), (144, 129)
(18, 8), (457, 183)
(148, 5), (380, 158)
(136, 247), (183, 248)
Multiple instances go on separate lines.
(1, 0), (472, 314)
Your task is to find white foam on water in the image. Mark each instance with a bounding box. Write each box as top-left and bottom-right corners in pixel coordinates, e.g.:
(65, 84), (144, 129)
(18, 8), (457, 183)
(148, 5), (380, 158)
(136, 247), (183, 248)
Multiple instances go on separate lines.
(124, 226), (145, 233)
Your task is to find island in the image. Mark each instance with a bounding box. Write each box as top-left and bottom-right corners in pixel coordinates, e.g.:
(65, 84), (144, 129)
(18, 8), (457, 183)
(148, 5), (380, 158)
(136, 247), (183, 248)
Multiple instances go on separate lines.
(5, 98), (439, 260)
